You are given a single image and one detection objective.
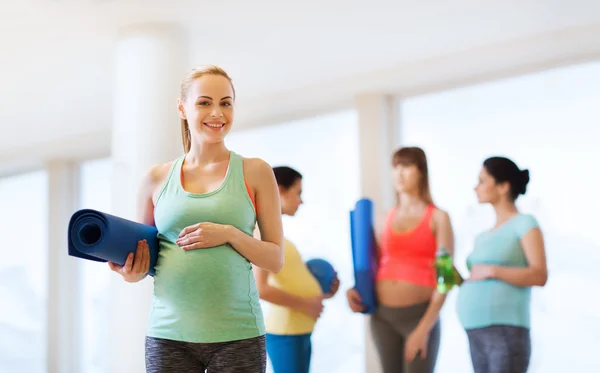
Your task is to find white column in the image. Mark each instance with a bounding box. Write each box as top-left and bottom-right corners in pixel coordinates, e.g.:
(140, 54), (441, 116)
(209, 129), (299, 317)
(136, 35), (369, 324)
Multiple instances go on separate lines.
(354, 94), (401, 373)
(46, 160), (80, 373)
(108, 23), (188, 373)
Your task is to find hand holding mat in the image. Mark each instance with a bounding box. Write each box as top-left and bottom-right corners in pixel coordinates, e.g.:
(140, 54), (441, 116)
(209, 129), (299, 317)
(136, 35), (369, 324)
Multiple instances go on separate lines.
(67, 209), (160, 276)
(350, 198), (377, 314)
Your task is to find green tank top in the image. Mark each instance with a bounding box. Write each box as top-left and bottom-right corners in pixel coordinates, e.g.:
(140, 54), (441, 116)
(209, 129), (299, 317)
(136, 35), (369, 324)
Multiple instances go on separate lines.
(147, 151), (265, 343)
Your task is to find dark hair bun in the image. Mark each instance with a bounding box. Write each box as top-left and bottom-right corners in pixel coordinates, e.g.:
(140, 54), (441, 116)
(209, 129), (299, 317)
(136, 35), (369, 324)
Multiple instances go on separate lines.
(517, 169), (530, 195)
(483, 156), (529, 201)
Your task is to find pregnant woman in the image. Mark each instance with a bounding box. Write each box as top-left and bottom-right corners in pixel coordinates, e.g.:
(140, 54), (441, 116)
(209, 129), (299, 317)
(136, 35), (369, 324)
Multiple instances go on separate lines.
(457, 156), (548, 373)
(346, 147), (455, 373)
(107, 64), (284, 373)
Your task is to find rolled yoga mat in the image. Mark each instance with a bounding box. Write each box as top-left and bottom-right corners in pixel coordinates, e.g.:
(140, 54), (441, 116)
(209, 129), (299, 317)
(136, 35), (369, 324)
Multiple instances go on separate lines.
(350, 198), (377, 314)
(68, 209), (160, 276)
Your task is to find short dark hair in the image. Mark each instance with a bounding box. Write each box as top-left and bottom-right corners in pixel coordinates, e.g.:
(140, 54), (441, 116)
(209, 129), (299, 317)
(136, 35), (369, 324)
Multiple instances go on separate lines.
(483, 156), (530, 201)
(272, 166), (302, 189)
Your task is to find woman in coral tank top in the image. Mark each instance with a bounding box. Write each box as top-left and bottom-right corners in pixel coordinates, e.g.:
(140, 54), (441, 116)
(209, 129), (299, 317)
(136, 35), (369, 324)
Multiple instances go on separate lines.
(346, 147), (455, 373)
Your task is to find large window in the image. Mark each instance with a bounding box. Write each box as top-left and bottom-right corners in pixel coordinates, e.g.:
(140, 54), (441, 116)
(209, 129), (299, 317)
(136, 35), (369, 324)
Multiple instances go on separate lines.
(0, 170), (48, 373)
(227, 110), (362, 373)
(77, 158), (113, 373)
(401, 60), (600, 372)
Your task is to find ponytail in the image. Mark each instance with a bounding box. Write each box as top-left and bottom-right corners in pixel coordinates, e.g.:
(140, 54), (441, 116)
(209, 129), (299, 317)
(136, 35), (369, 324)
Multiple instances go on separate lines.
(181, 118), (191, 153)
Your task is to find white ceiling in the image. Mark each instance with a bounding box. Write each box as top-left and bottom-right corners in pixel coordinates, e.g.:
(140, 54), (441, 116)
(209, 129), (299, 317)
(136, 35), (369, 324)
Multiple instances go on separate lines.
(1, 0), (600, 168)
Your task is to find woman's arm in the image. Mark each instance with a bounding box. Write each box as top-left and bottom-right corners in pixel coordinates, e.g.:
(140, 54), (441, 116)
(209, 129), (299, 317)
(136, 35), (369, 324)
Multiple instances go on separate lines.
(415, 209), (454, 332)
(373, 210), (387, 264)
(227, 158), (284, 273)
(139, 162), (171, 225)
(108, 162), (170, 281)
(405, 208), (454, 361)
(253, 266), (323, 319)
(472, 228), (547, 287)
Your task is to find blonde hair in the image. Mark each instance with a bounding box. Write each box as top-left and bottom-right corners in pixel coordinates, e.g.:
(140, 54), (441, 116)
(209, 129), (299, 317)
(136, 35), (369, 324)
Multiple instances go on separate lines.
(392, 146), (434, 205)
(179, 65), (235, 153)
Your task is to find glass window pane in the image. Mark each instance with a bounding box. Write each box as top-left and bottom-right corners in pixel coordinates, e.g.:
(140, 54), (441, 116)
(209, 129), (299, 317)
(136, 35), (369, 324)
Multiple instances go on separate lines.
(0, 171), (48, 373)
(77, 158), (113, 373)
(402, 60), (600, 373)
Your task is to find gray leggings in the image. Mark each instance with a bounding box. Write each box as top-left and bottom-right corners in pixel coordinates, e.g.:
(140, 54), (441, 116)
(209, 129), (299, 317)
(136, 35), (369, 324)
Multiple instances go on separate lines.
(466, 325), (531, 373)
(145, 335), (266, 373)
(370, 302), (441, 373)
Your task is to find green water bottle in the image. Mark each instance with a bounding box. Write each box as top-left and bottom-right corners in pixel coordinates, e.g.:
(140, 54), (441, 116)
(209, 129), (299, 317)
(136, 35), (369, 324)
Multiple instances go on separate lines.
(435, 247), (455, 294)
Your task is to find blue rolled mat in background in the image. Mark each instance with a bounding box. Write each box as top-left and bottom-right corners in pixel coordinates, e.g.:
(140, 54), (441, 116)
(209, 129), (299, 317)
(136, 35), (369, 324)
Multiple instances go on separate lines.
(67, 209), (160, 276)
(350, 198), (377, 314)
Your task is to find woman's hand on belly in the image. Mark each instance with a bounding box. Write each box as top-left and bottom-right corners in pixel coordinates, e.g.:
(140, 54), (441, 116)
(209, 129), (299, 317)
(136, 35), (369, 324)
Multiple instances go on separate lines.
(467, 264), (496, 281)
(176, 222), (230, 250)
(300, 295), (325, 320)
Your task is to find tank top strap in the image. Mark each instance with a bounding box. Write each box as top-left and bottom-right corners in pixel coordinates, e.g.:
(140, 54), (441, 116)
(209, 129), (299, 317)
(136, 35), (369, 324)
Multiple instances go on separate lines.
(384, 206), (397, 231)
(224, 151), (247, 191)
(422, 203), (436, 225)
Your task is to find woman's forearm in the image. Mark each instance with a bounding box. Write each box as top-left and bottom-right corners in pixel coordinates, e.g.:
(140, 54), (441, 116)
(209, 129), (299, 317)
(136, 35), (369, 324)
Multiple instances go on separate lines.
(258, 285), (307, 311)
(492, 265), (547, 287)
(416, 291), (447, 332)
(227, 225), (283, 273)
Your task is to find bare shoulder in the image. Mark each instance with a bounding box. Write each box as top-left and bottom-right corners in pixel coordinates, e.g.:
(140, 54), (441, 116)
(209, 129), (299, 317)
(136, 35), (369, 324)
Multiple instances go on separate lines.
(373, 208), (391, 237)
(242, 157), (272, 173)
(139, 161), (175, 202)
(432, 207), (451, 222)
(242, 157), (274, 187)
(374, 210), (389, 229)
(432, 207), (452, 230)
(144, 161), (173, 186)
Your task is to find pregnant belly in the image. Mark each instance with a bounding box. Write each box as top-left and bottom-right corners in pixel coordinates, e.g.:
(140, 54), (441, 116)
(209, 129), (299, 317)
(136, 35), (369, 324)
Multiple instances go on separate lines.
(457, 279), (529, 309)
(153, 244), (253, 309)
(376, 280), (434, 307)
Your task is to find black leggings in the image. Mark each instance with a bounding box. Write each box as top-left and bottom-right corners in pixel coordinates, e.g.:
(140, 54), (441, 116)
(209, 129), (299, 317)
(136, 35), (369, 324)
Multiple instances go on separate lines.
(145, 335), (266, 373)
(370, 302), (441, 373)
(466, 325), (531, 373)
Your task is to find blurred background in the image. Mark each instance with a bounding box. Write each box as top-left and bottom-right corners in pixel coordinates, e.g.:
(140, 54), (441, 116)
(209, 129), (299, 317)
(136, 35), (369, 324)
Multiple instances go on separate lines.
(1, 1), (599, 372)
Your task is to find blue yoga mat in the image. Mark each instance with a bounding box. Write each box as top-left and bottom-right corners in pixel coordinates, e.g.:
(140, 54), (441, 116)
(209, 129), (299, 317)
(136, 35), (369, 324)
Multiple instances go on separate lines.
(350, 198), (377, 314)
(67, 209), (160, 276)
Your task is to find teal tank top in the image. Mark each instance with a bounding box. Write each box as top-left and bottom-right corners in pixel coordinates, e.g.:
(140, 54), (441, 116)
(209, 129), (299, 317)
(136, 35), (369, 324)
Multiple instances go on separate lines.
(456, 213), (539, 330)
(147, 151), (265, 343)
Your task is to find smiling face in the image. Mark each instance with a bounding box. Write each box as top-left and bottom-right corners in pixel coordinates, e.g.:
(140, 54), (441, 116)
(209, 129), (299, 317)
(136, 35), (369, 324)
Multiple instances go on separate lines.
(178, 73), (235, 145)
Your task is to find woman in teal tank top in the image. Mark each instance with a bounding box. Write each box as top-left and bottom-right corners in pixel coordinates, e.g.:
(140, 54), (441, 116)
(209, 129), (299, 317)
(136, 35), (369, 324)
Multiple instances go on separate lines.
(456, 156), (548, 373)
(106, 65), (284, 373)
